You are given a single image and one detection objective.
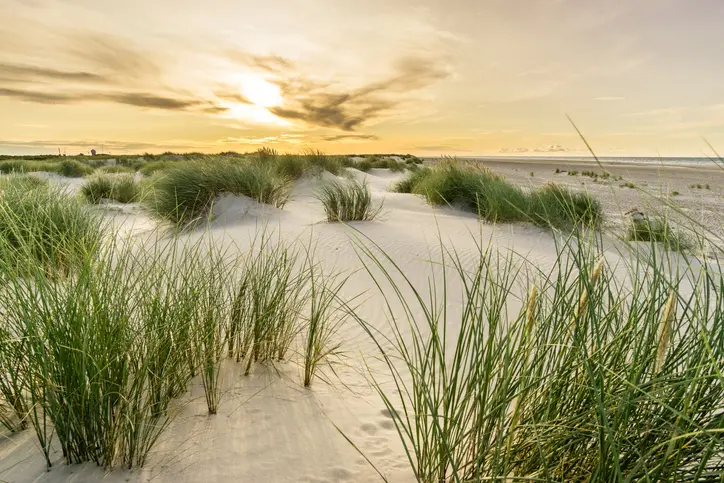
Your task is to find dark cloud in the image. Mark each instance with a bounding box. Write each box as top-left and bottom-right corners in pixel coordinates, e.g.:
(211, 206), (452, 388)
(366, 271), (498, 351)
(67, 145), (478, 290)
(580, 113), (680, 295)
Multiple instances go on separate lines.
(105, 92), (203, 110)
(268, 55), (451, 131)
(0, 63), (110, 83)
(322, 134), (380, 142)
(0, 86), (225, 112)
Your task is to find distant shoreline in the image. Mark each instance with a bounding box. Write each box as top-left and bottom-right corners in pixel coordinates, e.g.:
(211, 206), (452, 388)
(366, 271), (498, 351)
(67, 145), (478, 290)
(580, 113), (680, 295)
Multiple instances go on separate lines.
(424, 155), (721, 168)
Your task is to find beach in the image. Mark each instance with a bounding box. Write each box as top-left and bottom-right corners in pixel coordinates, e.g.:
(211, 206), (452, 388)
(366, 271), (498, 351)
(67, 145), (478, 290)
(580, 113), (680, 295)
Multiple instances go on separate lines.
(1, 158), (722, 483)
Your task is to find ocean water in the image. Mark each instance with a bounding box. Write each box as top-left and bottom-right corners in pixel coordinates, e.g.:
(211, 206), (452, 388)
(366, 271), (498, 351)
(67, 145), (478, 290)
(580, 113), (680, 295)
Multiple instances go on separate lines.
(460, 156), (721, 166)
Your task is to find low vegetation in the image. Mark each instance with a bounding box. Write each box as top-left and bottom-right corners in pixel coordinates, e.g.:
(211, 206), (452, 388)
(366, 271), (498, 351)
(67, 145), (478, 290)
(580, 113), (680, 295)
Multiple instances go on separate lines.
(0, 159), (94, 177)
(145, 162), (291, 224)
(394, 161), (602, 228)
(317, 179), (382, 222)
(626, 216), (691, 251)
(353, 233), (724, 482)
(0, 176), (104, 270)
(81, 174), (139, 203)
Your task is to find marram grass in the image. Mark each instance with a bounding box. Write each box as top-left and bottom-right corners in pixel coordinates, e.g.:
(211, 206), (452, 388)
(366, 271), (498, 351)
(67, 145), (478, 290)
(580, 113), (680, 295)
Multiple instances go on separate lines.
(317, 179), (382, 222)
(350, 230), (723, 482)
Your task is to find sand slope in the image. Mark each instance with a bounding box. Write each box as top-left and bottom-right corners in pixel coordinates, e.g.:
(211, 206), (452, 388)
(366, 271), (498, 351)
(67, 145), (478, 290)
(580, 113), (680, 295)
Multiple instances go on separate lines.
(0, 167), (701, 482)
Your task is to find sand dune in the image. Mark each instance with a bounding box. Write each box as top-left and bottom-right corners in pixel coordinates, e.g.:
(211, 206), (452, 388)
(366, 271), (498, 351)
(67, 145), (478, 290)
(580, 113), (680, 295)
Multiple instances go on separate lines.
(0, 164), (718, 482)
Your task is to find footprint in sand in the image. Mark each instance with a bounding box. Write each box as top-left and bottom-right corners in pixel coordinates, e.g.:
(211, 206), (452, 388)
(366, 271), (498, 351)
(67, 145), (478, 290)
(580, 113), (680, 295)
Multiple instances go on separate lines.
(360, 422), (378, 435)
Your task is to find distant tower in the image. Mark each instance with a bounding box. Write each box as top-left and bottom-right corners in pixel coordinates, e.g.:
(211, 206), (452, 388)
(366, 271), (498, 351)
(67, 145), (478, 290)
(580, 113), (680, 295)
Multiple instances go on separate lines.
(91, 149), (97, 156)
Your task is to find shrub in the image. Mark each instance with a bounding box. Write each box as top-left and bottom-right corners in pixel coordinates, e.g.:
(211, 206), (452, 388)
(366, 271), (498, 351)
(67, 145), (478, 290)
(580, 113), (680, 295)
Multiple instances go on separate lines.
(317, 179), (382, 222)
(530, 183), (603, 228)
(146, 162), (291, 224)
(0, 178), (104, 270)
(621, 182), (636, 189)
(568, 170), (579, 176)
(81, 174), (139, 204)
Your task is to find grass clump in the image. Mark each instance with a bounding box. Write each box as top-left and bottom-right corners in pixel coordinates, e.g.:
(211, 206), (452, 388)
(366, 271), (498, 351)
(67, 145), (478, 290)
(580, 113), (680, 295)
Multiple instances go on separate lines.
(626, 217), (691, 252)
(0, 178), (104, 270)
(395, 161), (602, 228)
(407, 162), (529, 222)
(351, 234), (724, 482)
(98, 165), (136, 174)
(317, 179), (382, 222)
(530, 183), (603, 229)
(58, 159), (94, 177)
(146, 162), (291, 224)
(0, 237), (238, 468)
(81, 174), (139, 203)
(228, 234), (308, 375)
(139, 161), (173, 176)
(303, 257), (347, 387)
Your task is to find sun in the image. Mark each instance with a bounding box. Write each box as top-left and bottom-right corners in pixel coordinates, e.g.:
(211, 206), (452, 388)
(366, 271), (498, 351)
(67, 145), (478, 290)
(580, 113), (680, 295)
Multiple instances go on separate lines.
(240, 77), (283, 108)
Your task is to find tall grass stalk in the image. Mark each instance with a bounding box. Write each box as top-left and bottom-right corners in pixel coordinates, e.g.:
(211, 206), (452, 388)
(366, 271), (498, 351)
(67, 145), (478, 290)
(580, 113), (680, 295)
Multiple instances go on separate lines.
(229, 233), (308, 375)
(0, 235), (240, 469)
(302, 254), (348, 387)
(349, 231), (723, 482)
(317, 179), (382, 222)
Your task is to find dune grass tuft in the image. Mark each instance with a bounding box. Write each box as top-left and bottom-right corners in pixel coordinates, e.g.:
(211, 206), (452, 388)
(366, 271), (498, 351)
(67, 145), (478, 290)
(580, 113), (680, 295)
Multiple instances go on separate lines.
(395, 161), (602, 228)
(626, 217), (691, 252)
(529, 183), (603, 228)
(317, 179), (382, 222)
(0, 177), (104, 270)
(351, 232), (724, 482)
(97, 165), (137, 174)
(145, 162), (291, 224)
(0, 236), (240, 468)
(81, 174), (139, 203)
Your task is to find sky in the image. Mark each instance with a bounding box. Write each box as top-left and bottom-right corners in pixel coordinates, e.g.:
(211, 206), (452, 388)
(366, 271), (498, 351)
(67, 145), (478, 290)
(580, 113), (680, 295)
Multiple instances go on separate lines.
(1, 0), (724, 156)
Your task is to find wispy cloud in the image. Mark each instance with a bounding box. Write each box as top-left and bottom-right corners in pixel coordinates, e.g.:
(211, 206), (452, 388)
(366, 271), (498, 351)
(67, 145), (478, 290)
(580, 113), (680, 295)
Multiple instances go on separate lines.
(0, 62), (110, 83)
(218, 133), (305, 145)
(0, 87), (225, 112)
(322, 134), (379, 142)
(593, 96), (626, 101)
(265, 54), (451, 131)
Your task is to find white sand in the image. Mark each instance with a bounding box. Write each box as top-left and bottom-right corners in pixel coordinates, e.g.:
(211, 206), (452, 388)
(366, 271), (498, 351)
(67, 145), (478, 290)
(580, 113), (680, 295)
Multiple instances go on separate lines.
(0, 165), (708, 482)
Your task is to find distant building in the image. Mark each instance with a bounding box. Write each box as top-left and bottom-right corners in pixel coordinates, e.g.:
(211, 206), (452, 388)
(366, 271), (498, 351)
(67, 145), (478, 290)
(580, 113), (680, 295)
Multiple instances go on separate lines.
(91, 149), (97, 156)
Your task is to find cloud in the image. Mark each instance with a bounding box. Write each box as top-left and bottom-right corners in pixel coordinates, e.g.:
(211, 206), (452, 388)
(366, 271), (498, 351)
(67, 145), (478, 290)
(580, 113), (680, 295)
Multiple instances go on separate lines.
(268, 54), (451, 131)
(0, 86), (226, 112)
(593, 96), (626, 101)
(0, 62), (110, 83)
(322, 134), (379, 142)
(218, 133), (305, 145)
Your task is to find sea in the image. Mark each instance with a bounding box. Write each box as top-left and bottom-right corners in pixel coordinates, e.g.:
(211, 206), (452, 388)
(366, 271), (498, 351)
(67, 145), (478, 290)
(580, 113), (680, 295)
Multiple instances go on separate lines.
(458, 156), (721, 166)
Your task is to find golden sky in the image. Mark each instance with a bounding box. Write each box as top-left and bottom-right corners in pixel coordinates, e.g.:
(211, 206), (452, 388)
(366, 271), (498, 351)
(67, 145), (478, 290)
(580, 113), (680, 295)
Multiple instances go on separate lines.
(1, 0), (723, 156)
